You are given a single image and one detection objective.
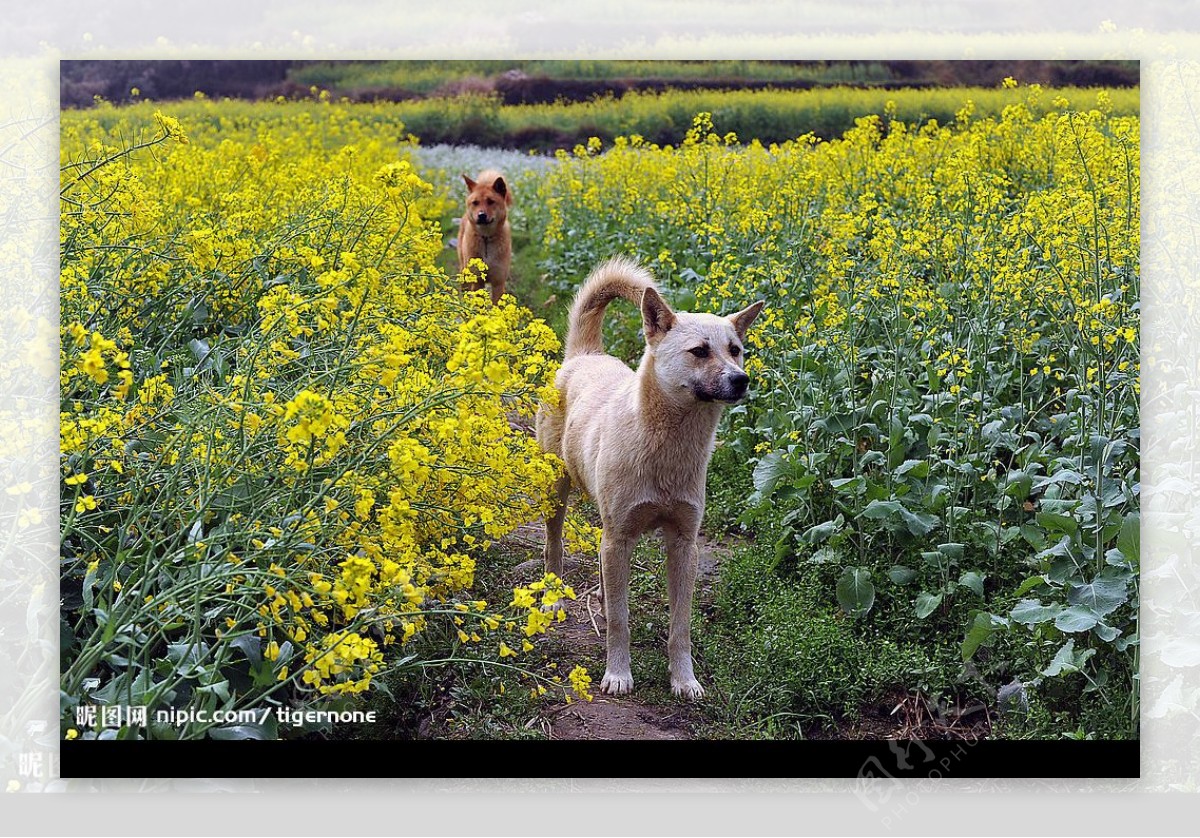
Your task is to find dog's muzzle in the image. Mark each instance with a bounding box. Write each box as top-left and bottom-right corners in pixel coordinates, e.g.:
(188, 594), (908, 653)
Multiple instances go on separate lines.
(475, 212), (492, 225)
(696, 372), (751, 403)
(725, 372), (750, 402)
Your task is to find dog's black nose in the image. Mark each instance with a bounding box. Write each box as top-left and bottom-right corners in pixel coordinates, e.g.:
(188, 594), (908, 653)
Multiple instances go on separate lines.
(730, 372), (749, 395)
(476, 212), (489, 223)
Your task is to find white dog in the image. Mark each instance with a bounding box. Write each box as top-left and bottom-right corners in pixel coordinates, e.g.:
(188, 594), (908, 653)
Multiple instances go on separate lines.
(536, 256), (764, 698)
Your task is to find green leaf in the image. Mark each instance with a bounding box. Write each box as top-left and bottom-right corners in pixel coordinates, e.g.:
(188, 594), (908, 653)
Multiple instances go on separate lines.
(859, 450), (886, 469)
(936, 542), (965, 560)
(1067, 572), (1129, 617)
(166, 641), (210, 674)
(1054, 605), (1101, 633)
(807, 546), (840, 565)
(836, 567), (875, 618)
(195, 679), (231, 702)
(921, 550), (947, 571)
(1003, 470), (1034, 500)
(1013, 575), (1048, 597)
(1041, 639), (1097, 677)
(860, 499), (902, 520)
(1010, 598), (1062, 625)
(188, 337), (211, 363)
(914, 591), (942, 619)
(1036, 511), (1078, 536)
(830, 476), (866, 494)
(899, 507), (940, 536)
(887, 565), (918, 585)
(1041, 640), (1076, 676)
(1036, 535), (1076, 562)
(801, 516), (843, 544)
(1020, 523), (1048, 550)
(895, 459), (931, 479)
(1034, 469), (1083, 489)
(962, 611), (1007, 661)
(82, 564), (97, 612)
(959, 571), (985, 597)
(229, 634), (261, 665)
(928, 482), (951, 509)
(1117, 512), (1140, 565)
(751, 452), (788, 499)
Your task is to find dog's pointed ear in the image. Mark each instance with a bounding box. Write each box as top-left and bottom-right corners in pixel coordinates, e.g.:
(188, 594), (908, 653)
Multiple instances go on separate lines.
(463, 174), (477, 191)
(729, 300), (765, 340)
(492, 175), (514, 207)
(641, 287), (676, 343)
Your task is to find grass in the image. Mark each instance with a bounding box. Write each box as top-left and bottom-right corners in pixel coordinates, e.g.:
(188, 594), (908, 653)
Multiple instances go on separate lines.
(693, 527), (938, 737)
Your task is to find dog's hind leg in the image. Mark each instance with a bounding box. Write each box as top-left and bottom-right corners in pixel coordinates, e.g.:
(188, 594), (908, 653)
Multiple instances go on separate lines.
(598, 529), (636, 695)
(543, 474), (571, 577)
(664, 523), (705, 699)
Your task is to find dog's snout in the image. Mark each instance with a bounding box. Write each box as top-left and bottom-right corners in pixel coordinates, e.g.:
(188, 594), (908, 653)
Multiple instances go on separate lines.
(730, 372), (750, 395)
(476, 212), (490, 224)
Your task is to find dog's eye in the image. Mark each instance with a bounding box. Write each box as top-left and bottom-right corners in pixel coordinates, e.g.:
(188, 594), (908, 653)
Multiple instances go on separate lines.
(730, 344), (741, 357)
(688, 346), (709, 358)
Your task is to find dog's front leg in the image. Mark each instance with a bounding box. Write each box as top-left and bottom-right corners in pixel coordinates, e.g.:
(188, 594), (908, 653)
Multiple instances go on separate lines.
(664, 524), (704, 699)
(599, 530), (636, 695)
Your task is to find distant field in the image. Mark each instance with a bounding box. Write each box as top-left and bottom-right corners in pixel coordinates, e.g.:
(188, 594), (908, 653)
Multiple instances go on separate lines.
(383, 83), (1140, 148)
(287, 59), (896, 94)
(76, 84), (1140, 152)
(60, 59), (1139, 110)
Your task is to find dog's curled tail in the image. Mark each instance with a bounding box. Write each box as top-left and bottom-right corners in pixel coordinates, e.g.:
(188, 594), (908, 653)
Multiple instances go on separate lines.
(565, 256), (658, 360)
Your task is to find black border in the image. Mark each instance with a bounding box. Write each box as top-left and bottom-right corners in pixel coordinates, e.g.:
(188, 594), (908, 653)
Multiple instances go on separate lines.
(61, 739), (1139, 779)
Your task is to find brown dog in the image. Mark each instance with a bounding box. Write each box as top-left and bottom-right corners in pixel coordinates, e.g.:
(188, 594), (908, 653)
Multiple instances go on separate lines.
(535, 257), (764, 698)
(457, 170), (513, 304)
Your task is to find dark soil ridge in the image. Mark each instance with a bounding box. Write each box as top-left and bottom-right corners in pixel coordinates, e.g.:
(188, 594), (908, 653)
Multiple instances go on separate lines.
(60, 59), (1138, 110)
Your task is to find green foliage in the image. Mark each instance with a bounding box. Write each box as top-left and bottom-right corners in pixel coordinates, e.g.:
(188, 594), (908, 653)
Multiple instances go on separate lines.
(701, 542), (930, 733)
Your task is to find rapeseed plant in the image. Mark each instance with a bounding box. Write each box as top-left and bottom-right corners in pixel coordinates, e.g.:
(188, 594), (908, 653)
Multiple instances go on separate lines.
(60, 105), (588, 739)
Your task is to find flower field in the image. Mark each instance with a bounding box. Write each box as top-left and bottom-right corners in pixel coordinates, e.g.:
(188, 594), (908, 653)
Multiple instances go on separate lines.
(59, 101), (593, 740)
(61, 81), (1139, 740)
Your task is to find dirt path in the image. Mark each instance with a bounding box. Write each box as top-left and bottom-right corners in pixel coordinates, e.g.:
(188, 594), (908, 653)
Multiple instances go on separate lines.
(506, 524), (728, 740)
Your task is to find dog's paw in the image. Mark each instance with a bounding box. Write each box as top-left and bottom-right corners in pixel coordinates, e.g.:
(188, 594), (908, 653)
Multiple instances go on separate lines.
(671, 677), (705, 700)
(600, 670), (634, 696)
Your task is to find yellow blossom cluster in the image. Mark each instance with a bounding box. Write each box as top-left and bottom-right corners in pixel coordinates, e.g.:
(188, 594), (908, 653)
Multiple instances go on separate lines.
(526, 96), (1138, 408)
